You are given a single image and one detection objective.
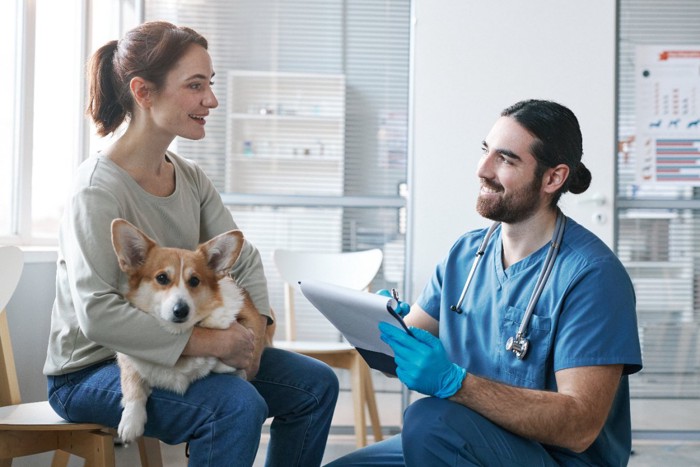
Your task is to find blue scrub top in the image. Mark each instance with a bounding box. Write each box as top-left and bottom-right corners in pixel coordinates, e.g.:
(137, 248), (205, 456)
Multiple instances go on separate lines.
(417, 216), (643, 465)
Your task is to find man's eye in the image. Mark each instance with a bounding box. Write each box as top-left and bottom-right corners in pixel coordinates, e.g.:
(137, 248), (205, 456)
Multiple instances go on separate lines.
(188, 277), (200, 288)
(156, 273), (170, 285)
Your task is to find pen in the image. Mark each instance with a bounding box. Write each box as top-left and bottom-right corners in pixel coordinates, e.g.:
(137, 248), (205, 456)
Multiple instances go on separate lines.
(391, 288), (400, 302)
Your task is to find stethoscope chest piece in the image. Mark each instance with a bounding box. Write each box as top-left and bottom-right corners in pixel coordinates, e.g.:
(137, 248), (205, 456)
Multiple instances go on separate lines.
(505, 333), (529, 360)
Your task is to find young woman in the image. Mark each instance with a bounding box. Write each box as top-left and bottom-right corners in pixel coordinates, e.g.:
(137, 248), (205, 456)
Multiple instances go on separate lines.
(43, 21), (339, 466)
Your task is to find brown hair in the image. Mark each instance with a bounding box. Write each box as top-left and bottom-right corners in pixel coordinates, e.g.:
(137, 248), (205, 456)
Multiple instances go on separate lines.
(86, 21), (208, 136)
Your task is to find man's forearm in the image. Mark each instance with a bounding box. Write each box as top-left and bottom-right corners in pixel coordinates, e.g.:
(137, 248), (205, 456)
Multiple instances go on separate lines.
(449, 365), (623, 453)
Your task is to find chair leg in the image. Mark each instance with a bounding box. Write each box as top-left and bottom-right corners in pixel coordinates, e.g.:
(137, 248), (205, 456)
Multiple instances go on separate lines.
(360, 362), (383, 442)
(57, 430), (115, 467)
(137, 437), (163, 467)
(350, 354), (368, 448)
(51, 450), (71, 467)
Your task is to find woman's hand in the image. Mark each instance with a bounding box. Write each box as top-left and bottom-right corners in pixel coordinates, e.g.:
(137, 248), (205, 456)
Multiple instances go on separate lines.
(216, 322), (256, 370)
(184, 323), (255, 370)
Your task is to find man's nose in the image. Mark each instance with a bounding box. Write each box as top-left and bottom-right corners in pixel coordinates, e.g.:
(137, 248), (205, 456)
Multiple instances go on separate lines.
(476, 153), (494, 179)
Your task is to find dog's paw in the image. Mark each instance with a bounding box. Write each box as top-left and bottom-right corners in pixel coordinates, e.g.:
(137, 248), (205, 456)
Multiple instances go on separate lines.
(118, 403), (147, 443)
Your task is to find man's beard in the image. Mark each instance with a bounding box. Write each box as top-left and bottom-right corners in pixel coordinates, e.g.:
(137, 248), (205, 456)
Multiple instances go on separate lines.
(476, 175), (542, 224)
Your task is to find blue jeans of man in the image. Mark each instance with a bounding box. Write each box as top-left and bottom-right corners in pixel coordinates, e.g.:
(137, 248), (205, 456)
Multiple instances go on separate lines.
(48, 347), (339, 467)
(325, 397), (573, 467)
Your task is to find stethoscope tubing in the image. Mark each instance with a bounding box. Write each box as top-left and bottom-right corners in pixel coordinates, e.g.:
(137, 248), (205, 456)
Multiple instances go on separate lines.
(450, 210), (567, 359)
(516, 211), (566, 337)
(450, 221), (501, 313)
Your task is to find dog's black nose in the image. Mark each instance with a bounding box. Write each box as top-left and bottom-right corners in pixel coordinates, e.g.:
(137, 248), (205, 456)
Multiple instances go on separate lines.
(172, 301), (190, 321)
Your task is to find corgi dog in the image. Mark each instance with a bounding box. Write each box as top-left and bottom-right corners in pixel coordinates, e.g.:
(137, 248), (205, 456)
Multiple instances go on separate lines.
(110, 218), (267, 443)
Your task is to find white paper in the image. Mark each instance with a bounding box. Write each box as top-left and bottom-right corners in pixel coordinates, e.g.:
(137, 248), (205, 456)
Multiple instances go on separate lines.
(298, 279), (404, 356)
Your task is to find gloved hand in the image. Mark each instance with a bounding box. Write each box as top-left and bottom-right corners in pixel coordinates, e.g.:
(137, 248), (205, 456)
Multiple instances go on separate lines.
(376, 289), (411, 317)
(378, 321), (466, 398)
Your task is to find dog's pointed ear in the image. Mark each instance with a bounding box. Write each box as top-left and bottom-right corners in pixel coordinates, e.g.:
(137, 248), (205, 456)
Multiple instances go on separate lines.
(200, 230), (245, 279)
(111, 219), (156, 273)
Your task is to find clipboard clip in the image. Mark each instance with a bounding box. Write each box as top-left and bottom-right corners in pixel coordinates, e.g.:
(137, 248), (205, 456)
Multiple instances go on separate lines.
(386, 294), (414, 337)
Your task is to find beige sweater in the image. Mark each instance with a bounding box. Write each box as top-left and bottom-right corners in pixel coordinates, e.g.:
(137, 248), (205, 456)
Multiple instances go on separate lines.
(44, 152), (271, 375)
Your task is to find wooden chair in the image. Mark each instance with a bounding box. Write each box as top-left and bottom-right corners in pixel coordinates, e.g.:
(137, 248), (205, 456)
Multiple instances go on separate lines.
(272, 248), (384, 447)
(0, 245), (162, 467)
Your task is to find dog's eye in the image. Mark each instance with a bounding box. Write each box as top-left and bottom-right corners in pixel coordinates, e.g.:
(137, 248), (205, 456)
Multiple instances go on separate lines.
(156, 273), (170, 285)
(188, 277), (200, 288)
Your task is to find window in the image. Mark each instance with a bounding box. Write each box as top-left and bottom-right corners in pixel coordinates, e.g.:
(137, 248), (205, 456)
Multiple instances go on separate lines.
(30, 0), (83, 240)
(2, 0), (135, 246)
(0, 0), (18, 237)
(616, 0), (700, 399)
(2, 0), (83, 244)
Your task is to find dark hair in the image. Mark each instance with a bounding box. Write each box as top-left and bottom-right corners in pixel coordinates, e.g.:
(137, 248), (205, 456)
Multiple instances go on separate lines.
(86, 21), (208, 136)
(501, 99), (592, 205)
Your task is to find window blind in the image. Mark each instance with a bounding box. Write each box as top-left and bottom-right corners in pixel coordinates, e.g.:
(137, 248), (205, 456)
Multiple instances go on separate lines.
(145, 0), (411, 342)
(617, 0), (700, 398)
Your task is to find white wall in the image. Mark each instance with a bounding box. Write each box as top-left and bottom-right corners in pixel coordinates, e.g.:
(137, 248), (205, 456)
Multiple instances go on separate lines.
(408, 0), (617, 298)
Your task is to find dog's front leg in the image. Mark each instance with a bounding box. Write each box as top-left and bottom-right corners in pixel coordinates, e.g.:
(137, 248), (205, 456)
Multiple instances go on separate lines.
(117, 353), (152, 443)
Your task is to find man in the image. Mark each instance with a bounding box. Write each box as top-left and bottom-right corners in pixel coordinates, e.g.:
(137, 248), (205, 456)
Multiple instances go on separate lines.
(326, 100), (642, 466)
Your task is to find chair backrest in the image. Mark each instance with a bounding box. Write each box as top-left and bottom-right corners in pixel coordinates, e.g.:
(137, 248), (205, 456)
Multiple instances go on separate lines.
(0, 246), (24, 407)
(272, 249), (383, 341)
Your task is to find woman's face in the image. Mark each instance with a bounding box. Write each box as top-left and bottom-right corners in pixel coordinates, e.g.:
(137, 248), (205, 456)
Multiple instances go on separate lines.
(149, 44), (219, 141)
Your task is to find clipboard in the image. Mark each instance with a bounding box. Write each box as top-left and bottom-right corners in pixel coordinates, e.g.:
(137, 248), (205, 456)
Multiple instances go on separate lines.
(298, 279), (409, 375)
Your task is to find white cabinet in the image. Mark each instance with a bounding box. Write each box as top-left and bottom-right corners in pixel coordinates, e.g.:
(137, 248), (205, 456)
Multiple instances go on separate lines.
(225, 71), (346, 195)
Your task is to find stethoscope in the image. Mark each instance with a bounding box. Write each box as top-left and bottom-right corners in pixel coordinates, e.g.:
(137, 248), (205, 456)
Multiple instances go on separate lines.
(450, 210), (566, 360)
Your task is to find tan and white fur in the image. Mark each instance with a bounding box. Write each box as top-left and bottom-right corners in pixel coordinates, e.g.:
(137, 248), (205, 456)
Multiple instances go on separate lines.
(111, 218), (261, 443)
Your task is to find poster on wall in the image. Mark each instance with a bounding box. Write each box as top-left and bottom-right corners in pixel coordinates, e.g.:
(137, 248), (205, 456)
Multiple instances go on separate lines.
(636, 45), (700, 185)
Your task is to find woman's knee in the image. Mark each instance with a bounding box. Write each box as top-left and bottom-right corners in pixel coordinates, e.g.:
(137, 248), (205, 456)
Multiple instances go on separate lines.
(186, 373), (268, 425)
(221, 378), (268, 423)
(315, 358), (340, 397)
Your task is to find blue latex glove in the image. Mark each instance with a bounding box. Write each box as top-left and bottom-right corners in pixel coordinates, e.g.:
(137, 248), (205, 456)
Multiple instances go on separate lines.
(378, 321), (466, 398)
(376, 289), (411, 317)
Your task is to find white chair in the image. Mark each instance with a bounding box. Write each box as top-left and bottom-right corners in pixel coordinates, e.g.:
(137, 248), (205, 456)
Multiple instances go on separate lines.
(0, 245), (162, 467)
(272, 249), (384, 447)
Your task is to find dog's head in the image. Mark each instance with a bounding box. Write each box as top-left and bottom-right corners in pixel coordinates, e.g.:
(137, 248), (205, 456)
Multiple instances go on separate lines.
(110, 218), (245, 333)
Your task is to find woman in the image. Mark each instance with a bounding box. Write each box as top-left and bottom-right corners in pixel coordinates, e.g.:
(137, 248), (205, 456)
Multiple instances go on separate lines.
(43, 21), (338, 466)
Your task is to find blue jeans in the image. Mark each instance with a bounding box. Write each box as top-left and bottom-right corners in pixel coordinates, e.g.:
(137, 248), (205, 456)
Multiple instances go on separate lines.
(325, 397), (567, 467)
(48, 347), (339, 467)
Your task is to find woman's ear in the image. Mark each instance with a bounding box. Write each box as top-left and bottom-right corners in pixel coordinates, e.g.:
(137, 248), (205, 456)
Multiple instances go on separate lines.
(542, 164), (570, 195)
(130, 77), (154, 108)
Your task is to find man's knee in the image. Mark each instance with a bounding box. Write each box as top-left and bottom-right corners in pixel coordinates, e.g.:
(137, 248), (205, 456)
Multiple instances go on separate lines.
(402, 397), (451, 439)
(401, 397), (475, 464)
